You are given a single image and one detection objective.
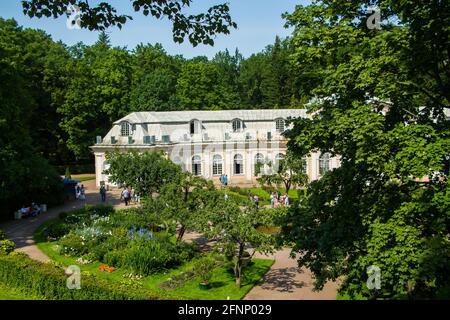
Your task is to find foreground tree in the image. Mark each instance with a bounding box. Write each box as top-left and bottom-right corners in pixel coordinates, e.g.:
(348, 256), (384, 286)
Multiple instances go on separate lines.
(281, 0), (450, 299)
(150, 172), (216, 242)
(198, 200), (273, 288)
(105, 151), (181, 197)
(22, 0), (237, 46)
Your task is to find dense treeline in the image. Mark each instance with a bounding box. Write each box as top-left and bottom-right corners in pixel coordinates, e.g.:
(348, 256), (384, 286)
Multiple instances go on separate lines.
(0, 18), (302, 163)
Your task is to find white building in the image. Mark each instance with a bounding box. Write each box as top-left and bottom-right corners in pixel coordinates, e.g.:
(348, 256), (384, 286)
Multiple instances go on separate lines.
(91, 109), (340, 187)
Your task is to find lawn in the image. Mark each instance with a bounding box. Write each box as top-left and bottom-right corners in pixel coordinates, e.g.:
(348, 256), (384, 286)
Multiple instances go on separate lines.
(72, 175), (96, 182)
(34, 218), (274, 300)
(220, 186), (305, 206)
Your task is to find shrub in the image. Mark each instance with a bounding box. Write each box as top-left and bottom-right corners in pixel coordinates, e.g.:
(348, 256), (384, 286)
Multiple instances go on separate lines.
(90, 229), (129, 261)
(43, 221), (70, 239)
(118, 239), (197, 276)
(59, 233), (89, 256)
(0, 253), (176, 300)
(193, 257), (216, 284)
(0, 240), (15, 254)
(0, 229), (5, 240)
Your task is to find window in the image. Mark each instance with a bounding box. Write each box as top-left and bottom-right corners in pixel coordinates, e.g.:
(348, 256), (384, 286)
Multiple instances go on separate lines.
(319, 153), (331, 175)
(212, 155), (223, 175)
(231, 119), (243, 132)
(192, 156), (202, 176)
(254, 153), (264, 175)
(190, 119), (201, 134)
(121, 122), (132, 136)
(234, 154), (244, 175)
(275, 118), (285, 133)
(275, 153), (285, 161)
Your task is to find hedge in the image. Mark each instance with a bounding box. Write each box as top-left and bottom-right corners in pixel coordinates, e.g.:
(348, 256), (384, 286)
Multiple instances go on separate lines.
(0, 253), (178, 300)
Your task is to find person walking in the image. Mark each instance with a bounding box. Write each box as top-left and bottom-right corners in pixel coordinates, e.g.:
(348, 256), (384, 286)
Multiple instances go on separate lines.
(79, 185), (86, 201)
(224, 174), (228, 186)
(254, 195), (260, 208)
(122, 187), (131, 206)
(100, 184), (106, 202)
(75, 184), (81, 199)
(270, 192), (275, 208)
(219, 174), (224, 185)
(284, 194), (290, 206)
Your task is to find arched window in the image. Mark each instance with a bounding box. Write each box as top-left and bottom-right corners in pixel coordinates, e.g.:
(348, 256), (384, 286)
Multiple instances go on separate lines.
(192, 155), (202, 176)
(319, 153), (331, 175)
(212, 155), (223, 176)
(254, 153), (265, 175)
(189, 119), (201, 134)
(275, 118), (285, 133)
(233, 154), (244, 175)
(120, 122), (132, 136)
(231, 119), (243, 132)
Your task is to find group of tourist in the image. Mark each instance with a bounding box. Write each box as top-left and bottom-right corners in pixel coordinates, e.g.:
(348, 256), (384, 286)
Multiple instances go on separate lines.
(270, 191), (289, 208)
(20, 202), (42, 218)
(219, 174), (229, 186)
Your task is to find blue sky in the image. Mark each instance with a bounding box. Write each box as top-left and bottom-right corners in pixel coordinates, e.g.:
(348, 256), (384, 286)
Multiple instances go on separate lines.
(0, 0), (309, 58)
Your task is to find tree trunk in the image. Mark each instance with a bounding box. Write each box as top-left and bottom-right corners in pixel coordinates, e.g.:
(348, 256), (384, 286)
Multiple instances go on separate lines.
(234, 242), (245, 288)
(177, 225), (186, 243)
(284, 180), (291, 194)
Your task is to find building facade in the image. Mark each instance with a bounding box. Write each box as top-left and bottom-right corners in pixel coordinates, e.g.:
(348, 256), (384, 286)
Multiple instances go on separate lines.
(91, 109), (340, 187)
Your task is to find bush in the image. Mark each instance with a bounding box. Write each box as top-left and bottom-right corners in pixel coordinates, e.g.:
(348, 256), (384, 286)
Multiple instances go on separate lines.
(92, 235), (129, 261)
(0, 229), (5, 240)
(0, 253), (175, 300)
(193, 257), (215, 284)
(0, 240), (14, 254)
(59, 233), (89, 256)
(43, 221), (70, 239)
(116, 239), (197, 276)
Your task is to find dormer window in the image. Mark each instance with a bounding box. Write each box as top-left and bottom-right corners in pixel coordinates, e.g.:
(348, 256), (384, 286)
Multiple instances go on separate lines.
(232, 119), (243, 132)
(120, 122), (132, 136)
(275, 118), (285, 133)
(190, 119), (201, 134)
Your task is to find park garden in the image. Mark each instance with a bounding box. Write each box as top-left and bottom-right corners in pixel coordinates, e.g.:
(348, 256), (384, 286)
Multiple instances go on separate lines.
(0, 151), (292, 300)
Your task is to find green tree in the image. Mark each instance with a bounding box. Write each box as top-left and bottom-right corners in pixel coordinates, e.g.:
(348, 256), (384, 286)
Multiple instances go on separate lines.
(177, 61), (234, 109)
(59, 33), (132, 160)
(150, 172), (216, 242)
(104, 151), (181, 197)
(0, 19), (63, 219)
(257, 151), (308, 194)
(281, 0), (450, 299)
(198, 200), (273, 288)
(22, 0), (237, 47)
